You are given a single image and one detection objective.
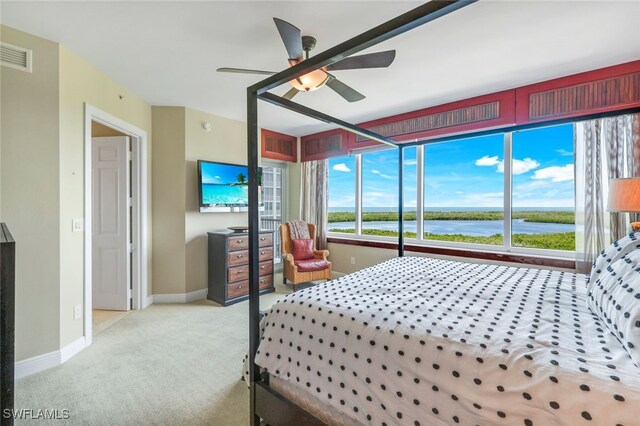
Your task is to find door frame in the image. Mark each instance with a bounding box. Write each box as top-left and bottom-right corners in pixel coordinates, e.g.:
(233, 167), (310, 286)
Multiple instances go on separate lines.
(83, 103), (149, 346)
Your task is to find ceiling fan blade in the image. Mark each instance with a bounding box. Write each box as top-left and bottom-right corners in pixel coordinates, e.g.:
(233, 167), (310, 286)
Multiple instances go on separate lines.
(216, 67), (276, 76)
(282, 87), (300, 100)
(326, 76), (365, 102)
(273, 17), (303, 60)
(326, 50), (396, 71)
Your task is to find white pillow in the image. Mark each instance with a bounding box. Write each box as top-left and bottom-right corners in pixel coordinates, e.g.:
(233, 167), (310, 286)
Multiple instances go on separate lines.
(587, 248), (640, 366)
(588, 232), (640, 289)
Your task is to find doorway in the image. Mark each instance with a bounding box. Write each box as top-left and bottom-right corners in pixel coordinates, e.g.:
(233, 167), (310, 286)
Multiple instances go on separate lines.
(84, 104), (148, 345)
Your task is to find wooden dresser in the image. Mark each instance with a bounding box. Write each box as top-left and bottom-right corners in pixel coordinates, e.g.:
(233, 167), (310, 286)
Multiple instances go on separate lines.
(207, 230), (275, 306)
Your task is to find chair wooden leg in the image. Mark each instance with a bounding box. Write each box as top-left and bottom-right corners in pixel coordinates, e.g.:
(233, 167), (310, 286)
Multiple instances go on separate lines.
(282, 275), (286, 284)
(293, 284), (296, 292)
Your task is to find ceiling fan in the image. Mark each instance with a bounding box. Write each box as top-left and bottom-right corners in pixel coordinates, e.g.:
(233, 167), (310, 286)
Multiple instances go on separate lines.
(217, 18), (396, 102)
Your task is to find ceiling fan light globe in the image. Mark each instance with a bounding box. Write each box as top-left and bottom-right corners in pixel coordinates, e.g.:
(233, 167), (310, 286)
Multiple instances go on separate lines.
(289, 69), (328, 92)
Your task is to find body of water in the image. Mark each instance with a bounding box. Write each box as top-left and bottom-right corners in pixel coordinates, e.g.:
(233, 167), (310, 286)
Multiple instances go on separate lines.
(329, 206), (573, 213)
(330, 219), (574, 236)
(201, 183), (248, 206)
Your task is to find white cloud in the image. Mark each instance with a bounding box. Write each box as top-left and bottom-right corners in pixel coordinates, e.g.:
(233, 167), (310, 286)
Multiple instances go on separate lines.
(475, 155), (500, 166)
(507, 158), (540, 175)
(532, 164), (574, 182)
(332, 163), (351, 172)
(404, 159), (417, 166)
(475, 155), (539, 175)
(370, 169), (394, 179)
(214, 175), (220, 179)
(371, 169), (380, 174)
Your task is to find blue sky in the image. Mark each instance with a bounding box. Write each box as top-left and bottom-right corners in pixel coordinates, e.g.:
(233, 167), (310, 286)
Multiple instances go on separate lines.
(200, 161), (248, 185)
(328, 123), (574, 209)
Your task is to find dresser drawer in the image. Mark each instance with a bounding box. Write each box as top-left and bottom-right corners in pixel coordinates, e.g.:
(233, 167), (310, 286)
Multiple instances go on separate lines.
(259, 233), (273, 247)
(259, 275), (273, 289)
(228, 265), (249, 283)
(258, 247), (273, 261)
(228, 236), (249, 251)
(259, 260), (273, 276)
(228, 249), (248, 267)
(227, 281), (249, 299)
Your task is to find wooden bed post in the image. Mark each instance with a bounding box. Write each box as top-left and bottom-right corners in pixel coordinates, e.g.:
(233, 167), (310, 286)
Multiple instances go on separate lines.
(246, 2), (477, 423)
(247, 87), (261, 426)
(398, 145), (405, 257)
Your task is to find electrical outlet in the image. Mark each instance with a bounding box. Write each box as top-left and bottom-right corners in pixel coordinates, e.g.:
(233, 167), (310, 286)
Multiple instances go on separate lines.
(350, 256), (356, 265)
(74, 304), (82, 320)
(72, 218), (84, 233)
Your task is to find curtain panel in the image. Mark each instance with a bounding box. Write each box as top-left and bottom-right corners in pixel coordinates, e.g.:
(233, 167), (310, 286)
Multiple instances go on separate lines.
(575, 113), (640, 272)
(300, 159), (329, 250)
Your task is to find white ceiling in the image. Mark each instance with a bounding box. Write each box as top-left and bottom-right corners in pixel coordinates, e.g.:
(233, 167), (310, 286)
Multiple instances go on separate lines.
(2, 1), (640, 136)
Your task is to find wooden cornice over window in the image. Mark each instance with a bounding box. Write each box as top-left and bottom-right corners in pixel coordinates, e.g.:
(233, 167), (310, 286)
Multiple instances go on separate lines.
(300, 129), (350, 162)
(261, 129), (297, 162)
(297, 60), (640, 159)
(516, 60), (640, 124)
(351, 90), (516, 149)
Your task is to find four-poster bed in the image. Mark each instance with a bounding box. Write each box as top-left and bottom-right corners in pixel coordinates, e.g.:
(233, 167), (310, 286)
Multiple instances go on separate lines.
(244, 1), (640, 424)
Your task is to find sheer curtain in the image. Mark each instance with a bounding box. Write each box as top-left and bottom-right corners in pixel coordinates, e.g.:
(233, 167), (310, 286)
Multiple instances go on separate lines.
(300, 159), (328, 250)
(575, 113), (640, 272)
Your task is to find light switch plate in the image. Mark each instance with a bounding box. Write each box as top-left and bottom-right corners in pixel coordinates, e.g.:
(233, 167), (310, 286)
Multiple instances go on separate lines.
(72, 218), (84, 232)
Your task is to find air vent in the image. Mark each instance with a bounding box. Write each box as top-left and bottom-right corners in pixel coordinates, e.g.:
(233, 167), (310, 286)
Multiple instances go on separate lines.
(1, 42), (32, 72)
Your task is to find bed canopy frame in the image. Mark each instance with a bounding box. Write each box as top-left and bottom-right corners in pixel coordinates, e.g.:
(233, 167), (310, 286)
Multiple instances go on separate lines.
(245, 1), (476, 424)
(244, 0), (640, 423)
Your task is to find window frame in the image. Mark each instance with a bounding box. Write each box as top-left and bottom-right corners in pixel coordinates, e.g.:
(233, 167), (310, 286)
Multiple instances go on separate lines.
(328, 128), (576, 260)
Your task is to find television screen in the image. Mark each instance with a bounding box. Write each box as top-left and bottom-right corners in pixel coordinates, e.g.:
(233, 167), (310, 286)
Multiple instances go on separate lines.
(197, 160), (263, 213)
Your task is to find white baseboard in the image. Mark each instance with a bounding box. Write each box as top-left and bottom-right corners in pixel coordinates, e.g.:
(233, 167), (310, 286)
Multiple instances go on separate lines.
(143, 295), (153, 308)
(60, 337), (86, 363)
(152, 288), (207, 304)
(185, 288), (208, 303)
(15, 336), (86, 379)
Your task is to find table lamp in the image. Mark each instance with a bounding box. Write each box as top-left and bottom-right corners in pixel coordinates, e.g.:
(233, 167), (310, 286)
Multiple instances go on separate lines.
(608, 177), (640, 232)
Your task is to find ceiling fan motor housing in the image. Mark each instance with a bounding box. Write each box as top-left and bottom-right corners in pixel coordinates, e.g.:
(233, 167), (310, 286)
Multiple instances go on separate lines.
(302, 36), (317, 53)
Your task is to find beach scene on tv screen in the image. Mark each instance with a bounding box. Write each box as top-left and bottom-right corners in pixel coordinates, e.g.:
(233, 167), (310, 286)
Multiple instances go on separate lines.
(200, 162), (250, 206)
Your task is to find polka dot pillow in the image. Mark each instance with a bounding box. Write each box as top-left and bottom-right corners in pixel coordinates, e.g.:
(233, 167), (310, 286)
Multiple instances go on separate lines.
(588, 232), (640, 289)
(587, 247), (640, 366)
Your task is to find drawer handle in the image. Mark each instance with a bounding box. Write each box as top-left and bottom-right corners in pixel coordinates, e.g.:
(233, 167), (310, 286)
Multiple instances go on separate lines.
(236, 270), (244, 274)
(260, 265), (266, 269)
(236, 240), (244, 243)
(260, 237), (266, 241)
(260, 251), (265, 255)
(238, 285), (243, 289)
(260, 279), (265, 284)
(237, 254), (244, 258)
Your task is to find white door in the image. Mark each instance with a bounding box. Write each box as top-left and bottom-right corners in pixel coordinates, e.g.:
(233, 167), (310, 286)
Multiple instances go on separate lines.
(92, 136), (130, 311)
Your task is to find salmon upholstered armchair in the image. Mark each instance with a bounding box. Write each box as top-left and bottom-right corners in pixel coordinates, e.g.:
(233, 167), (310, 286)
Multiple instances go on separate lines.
(280, 222), (331, 292)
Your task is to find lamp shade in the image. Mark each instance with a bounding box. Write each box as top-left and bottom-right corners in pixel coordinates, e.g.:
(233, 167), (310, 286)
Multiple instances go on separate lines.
(607, 178), (640, 212)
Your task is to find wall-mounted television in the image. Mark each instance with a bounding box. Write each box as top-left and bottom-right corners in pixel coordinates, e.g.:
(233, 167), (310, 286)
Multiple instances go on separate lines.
(197, 160), (263, 213)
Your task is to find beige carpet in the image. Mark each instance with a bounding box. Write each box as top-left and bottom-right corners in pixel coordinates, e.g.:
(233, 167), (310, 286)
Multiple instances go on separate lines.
(15, 274), (321, 425)
(92, 310), (129, 336)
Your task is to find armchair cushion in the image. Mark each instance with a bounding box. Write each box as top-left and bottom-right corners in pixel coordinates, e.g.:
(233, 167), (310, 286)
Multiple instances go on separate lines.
(292, 238), (314, 260)
(294, 259), (330, 273)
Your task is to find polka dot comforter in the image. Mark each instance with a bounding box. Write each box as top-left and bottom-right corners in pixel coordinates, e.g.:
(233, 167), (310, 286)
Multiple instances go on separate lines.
(253, 256), (640, 425)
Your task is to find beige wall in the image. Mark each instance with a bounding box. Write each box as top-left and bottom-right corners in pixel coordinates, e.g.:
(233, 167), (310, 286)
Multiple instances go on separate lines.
(151, 107), (252, 295)
(1, 26), (61, 360)
(328, 241), (574, 274)
(58, 45), (152, 347)
(184, 108), (249, 293)
(1, 25), (153, 360)
(151, 106), (187, 295)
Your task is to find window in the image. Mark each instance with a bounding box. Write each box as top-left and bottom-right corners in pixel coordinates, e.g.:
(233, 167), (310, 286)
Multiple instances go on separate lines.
(511, 124), (575, 251)
(424, 134), (504, 245)
(261, 164), (286, 262)
(362, 149), (399, 236)
(326, 124), (578, 257)
(328, 156), (356, 235)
